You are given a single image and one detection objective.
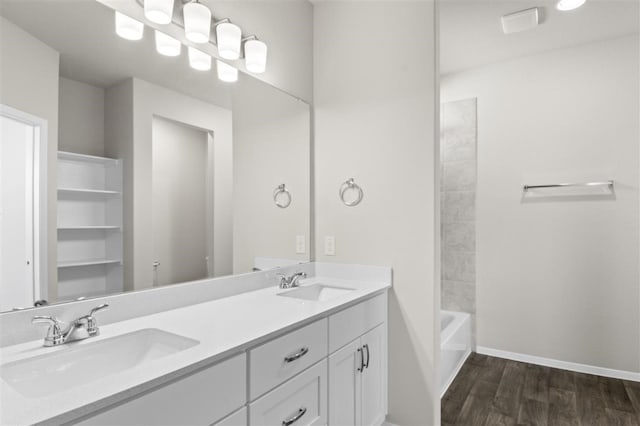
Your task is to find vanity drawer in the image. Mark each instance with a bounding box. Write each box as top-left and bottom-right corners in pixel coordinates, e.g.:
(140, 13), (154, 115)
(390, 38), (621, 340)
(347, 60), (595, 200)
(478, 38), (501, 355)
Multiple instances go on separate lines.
(249, 359), (327, 426)
(329, 293), (387, 353)
(213, 407), (247, 426)
(249, 318), (328, 400)
(78, 353), (246, 426)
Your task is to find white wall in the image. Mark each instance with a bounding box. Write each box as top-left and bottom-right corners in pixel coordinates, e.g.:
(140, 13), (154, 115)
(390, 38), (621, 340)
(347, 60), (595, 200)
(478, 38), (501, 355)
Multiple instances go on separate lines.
(232, 74), (310, 273)
(0, 16), (60, 301)
(105, 78), (233, 290)
(314, 2), (439, 424)
(441, 35), (640, 373)
(58, 78), (105, 156)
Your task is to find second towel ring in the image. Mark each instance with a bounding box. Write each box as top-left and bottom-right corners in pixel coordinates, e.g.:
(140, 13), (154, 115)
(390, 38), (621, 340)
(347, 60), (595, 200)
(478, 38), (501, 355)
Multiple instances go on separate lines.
(274, 184), (292, 208)
(339, 178), (363, 207)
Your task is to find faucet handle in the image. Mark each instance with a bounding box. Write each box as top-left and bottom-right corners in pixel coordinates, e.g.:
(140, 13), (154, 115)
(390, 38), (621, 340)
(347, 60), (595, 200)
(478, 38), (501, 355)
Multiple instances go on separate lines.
(81, 303), (109, 335)
(89, 303), (109, 317)
(32, 316), (64, 345)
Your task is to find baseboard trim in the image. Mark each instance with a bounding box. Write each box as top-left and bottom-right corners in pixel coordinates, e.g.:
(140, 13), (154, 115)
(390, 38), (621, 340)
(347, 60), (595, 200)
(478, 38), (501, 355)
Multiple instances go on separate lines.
(477, 346), (640, 382)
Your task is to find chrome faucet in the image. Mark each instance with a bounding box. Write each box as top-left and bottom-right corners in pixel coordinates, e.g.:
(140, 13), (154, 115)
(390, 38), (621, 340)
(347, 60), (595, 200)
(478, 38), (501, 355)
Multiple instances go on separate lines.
(32, 303), (109, 347)
(279, 272), (307, 289)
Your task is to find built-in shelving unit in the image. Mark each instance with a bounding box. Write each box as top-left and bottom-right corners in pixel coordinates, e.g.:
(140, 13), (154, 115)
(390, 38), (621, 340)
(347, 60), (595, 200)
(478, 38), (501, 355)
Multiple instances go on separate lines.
(57, 151), (123, 300)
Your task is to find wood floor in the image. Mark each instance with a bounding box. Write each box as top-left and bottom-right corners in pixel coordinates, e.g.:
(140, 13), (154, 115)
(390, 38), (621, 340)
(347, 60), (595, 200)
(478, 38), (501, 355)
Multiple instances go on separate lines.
(441, 353), (640, 426)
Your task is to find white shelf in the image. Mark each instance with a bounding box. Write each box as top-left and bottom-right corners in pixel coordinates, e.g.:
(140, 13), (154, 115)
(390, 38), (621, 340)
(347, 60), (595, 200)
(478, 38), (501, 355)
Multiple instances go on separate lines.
(58, 259), (122, 268)
(58, 226), (121, 230)
(58, 151), (119, 166)
(57, 150), (123, 298)
(58, 188), (121, 196)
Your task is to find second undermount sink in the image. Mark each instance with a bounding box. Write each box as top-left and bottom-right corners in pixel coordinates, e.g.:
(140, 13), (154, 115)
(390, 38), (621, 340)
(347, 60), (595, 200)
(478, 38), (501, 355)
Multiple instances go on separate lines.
(0, 328), (199, 398)
(278, 283), (355, 302)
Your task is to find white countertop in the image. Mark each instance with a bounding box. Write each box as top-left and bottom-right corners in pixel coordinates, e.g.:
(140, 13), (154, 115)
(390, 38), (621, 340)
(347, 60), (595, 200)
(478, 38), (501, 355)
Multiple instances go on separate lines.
(0, 277), (390, 425)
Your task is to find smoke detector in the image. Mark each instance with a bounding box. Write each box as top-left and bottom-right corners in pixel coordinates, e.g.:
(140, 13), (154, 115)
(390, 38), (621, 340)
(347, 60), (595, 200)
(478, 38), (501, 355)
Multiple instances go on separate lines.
(501, 7), (540, 34)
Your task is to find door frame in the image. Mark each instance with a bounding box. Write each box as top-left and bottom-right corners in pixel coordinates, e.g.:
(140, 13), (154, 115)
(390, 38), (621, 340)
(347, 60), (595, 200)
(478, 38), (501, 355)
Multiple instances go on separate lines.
(0, 104), (49, 302)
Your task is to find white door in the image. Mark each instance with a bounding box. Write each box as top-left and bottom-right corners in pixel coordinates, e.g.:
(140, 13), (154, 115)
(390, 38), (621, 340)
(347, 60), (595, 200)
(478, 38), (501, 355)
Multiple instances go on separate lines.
(152, 117), (209, 286)
(0, 115), (35, 310)
(328, 339), (362, 426)
(360, 325), (386, 426)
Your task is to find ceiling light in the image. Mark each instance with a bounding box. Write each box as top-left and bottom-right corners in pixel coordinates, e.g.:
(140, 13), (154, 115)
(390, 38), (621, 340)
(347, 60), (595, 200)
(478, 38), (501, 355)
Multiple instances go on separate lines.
(216, 21), (242, 60)
(556, 0), (586, 11)
(144, 0), (174, 25)
(115, 11), (144, 41)
(217, 60), (238, 82)
(244, 38), (267, 74)
(184, 1), (211, 44)
(188, 47), (211, 71)
(155, 30), (181, 56)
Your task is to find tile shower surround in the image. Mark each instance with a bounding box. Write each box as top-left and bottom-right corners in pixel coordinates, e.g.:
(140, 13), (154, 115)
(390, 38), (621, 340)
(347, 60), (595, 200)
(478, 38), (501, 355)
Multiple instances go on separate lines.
(441, 98), (477, 343)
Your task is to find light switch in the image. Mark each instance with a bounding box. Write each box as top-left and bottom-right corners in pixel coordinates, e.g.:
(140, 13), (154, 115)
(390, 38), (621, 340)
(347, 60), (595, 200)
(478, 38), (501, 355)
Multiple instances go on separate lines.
(324, 236), (336, 256)
(296, 235), (306, 254)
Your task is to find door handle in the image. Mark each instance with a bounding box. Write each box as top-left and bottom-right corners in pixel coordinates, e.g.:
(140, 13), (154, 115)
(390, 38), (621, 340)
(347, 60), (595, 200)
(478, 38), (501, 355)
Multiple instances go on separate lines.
(357, 347), (364, 372)
(363, 344), (370, 369)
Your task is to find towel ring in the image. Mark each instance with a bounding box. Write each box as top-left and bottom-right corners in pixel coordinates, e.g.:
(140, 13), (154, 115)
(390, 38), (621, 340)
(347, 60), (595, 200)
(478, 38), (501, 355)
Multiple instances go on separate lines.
(339, 178), (363, 207)
(273, 184), (292, 208)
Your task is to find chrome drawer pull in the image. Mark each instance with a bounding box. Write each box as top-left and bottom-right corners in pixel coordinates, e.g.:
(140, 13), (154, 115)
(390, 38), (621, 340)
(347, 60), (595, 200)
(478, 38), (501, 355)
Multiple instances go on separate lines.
(282, 407), (307, 426)
(284, 347), (309, 363)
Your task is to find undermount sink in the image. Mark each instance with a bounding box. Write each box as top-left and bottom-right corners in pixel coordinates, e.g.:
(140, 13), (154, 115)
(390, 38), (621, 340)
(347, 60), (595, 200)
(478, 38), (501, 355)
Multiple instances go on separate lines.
(0, 328), (199, 398)
(278, 283), (355, 302)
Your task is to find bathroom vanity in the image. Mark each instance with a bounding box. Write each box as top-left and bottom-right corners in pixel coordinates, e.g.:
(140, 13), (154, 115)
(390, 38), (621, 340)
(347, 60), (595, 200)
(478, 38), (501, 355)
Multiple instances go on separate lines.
(0, 264), (390, 425)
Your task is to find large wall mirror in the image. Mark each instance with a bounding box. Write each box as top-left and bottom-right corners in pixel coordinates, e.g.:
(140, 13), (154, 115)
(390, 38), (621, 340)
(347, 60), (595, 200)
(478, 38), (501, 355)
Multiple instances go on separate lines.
(0, 0), (311, 312)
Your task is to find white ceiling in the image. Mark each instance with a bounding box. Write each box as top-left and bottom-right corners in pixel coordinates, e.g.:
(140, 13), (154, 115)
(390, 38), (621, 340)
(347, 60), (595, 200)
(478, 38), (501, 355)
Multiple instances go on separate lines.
(439, 0), (640, 75)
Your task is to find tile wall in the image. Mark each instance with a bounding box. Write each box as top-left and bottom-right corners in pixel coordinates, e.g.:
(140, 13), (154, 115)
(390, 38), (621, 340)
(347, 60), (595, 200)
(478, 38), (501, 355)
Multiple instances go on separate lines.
(440, 98), (477, 344)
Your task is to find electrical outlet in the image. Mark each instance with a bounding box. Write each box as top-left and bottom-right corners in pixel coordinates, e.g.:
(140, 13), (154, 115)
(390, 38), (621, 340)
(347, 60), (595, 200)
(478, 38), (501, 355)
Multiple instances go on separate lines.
(296, 235), (306, 254)
(324, 236), (336, 256)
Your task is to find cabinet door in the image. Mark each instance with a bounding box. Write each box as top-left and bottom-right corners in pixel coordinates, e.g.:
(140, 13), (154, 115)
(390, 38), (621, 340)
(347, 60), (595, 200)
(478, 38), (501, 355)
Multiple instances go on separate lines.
(360, 325), (386, 426)
(328, 339), (362, 426)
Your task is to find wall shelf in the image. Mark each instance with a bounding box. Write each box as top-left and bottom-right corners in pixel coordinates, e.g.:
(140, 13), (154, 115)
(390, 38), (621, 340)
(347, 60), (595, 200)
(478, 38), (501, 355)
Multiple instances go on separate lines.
(58, 226), (121, 230)
(58, 259), (122, 268)
(57, 151), (123, 300)
(58, 188), (122, 196)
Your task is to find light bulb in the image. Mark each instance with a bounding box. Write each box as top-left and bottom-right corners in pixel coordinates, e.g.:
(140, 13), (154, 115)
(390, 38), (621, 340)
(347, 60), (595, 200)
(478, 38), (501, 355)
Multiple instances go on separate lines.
(244, 39), (267, 73)
(556, 0), (586, 11)
(216, 22), (241, 60)
(155, 30), (181, 56)
(144, 0), (174, 24)
(188, 47), (211, 71)
(217, 60), (237, 82)
(115, 11), (144, 41)
(184, 2), (211, 44)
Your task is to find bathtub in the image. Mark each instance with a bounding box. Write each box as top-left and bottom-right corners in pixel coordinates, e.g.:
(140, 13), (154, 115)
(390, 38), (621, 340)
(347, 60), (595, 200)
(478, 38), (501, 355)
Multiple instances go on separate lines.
(440, 310), (471, 397)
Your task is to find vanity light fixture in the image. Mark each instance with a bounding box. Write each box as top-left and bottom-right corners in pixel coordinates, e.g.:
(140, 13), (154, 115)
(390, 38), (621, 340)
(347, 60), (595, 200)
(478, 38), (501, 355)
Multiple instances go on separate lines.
(217, 60), (238, 82)
(188, 46), (211, 71)
(155, 30), (181, 56)
(115, 11), (144, 41)
(244, 36), (267, 74)
(144, 0), (174, 24)
(215, 20), (242, 60)
(183, 1), (212, 44)
(556, 0), (586, 11)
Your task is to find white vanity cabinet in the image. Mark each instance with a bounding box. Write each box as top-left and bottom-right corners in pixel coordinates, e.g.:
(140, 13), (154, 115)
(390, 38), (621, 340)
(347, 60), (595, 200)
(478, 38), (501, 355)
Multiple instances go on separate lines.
(70, 291), (387, 426)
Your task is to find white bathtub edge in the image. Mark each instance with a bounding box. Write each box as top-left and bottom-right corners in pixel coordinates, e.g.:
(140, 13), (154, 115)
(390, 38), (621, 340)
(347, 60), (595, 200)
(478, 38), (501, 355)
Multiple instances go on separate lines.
(477, 346), (640, 382)
(440, 348), (471, 398)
